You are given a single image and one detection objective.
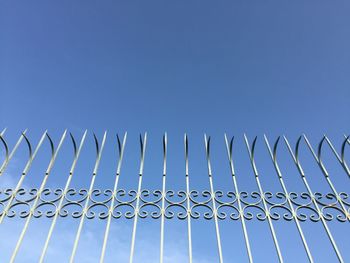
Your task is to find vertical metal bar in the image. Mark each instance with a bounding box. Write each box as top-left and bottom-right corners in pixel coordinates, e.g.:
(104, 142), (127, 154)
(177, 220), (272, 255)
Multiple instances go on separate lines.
(323, 137), (343, 163)
(341, 135), (350, 177)
(0, 128), (7, 135)
(302, 135), (350, 221)
(243, 135), (284, 263)
(283, 136), (344, 263)
(0, 128), (7, 173)
(264, 135), (314, 263)
(10, 130), (67, 262)
(0, 129), (28, 175)
(204, 135), (224, 263)
(70, 131), (107, 263)
(129, 133), (147, 263)
(39, 130), (88, 263)
(324, 136), (350, 177)
(0, 131), (47, 224)
(159, 133), (167, 263)
(99, 132), (127, 263)
(224, 134), (253, 263)
(184, 134), (193, 263)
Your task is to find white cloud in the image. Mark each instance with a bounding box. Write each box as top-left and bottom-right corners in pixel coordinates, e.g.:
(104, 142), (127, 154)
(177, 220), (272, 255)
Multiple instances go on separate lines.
(0, 217), (211, 263)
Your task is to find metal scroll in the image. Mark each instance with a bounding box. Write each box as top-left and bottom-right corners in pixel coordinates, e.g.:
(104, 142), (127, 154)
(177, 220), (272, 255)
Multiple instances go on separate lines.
(0, 130), (349, 263)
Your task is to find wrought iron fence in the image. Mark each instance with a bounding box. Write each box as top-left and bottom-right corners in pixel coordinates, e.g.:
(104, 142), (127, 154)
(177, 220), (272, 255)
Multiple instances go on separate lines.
(0, 129), (349, 262)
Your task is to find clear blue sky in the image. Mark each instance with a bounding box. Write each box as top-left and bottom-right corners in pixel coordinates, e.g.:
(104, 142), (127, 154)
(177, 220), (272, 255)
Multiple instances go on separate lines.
(0, 0), (350, 262)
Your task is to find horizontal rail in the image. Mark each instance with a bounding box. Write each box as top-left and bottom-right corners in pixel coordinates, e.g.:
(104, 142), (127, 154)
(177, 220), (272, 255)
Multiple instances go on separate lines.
(0, 188), (348, 221)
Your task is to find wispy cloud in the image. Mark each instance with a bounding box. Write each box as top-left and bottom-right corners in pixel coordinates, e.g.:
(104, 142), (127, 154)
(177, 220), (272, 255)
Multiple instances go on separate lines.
(0, 218), (210, 263)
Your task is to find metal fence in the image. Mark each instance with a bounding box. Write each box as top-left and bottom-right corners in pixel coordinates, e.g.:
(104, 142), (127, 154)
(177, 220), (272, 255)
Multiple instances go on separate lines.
(0, 129), (349, 262)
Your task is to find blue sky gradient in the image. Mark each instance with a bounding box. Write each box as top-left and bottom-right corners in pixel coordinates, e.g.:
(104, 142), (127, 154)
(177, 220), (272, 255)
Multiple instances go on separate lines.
(1, 0), (350, 262)
(1, 0), (350, 136)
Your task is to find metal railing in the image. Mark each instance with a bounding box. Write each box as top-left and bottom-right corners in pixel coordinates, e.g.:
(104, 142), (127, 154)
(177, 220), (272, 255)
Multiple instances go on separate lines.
(0, 129), (349, 262)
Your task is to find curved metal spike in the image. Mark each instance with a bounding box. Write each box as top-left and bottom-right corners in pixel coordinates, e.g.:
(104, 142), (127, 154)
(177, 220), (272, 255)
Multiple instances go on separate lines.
(341, 135), (350, 177)
(295, 136), (303, 165)
(283, 135), (305, 177)
(184, 134), (189, 158)
(0, 128), (7, 135)
(250, 136), (257, 160)
(1, 130), (30, 175)
(163, 133), (167, 157)
(70, 132), (77, 158)
(341, 135), (350, 164)
(204, 134), (211, 157)
(116, 134), (122, 155)
(22, 133), (33, 160)
(302, 134), (329, 177)
(317, 136), (327, 163)
(46, 133), (55, 159)
(229, 137), (234, 159)
(138, 133), (147, 176)
(224, 134), (234, 160)
(139, 134), (143, 157)
(184, 134), (189, 176)
(273, 136), (281, 163)
(204, 134), (212, 175)
(316, 136), (328, 175)
(163, 133), (167, 176)
(244, 134), (259, 176)
(322, 136), (342, 163)
(264, 135), (282, 178)
(0, 134), (9, 165)
(93, 133), (100, 157)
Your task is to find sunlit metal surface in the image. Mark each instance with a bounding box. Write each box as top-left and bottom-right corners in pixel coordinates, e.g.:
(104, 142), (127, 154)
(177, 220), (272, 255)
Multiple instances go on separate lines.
(0, 130), (349, 262)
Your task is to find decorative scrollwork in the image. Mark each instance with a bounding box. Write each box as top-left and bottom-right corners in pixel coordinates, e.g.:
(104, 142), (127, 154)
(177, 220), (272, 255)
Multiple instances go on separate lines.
(164, 203), (188, 220)
(59, 202), (84, 218)
(191, 204), (214, 220)
(138, 203), (162, 219)
(112, 203), (136, 219)
(217, 204), (240, 220)
(295, 206), (320, 222)
(243, 205), (267, 221)
(115, 189), (137, 204)
(289, 192), (313, 207)
(0, 188), (347, 222)
(269, 205), (293, 221)
(0, 188), (13, 203)
(89, 189), (113, 204)
(86, 202), (110, 219)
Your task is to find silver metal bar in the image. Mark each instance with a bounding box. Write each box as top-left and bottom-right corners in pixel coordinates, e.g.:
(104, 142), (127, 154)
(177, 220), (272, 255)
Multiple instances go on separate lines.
(0, 132), (348, 262)
(39, 130), (88, 263)
(224, 134), (253, 263)
(340, 135), (350, 177)
(341, 135), (350, 177)
(283, 136), (344, 263)
(0, 128), (9, 172)
(159, 133), (167, 263)
(70, 131), (107, 263)
(0, 131), (47, 224)
(0, 129), (28, 176)
(99, 132), (127, 263)
(302, 135), (350, 221)
(322, 135), (350, 177)
(243, 135), (284, 263)
(184, 134), (193, 263)
(204, 135), (224, 263)
(323, 136), (342, 163)
(129, 133), (147, 263)
(264, 135), (313, 263)
(10, 130), (67, 262)
(0, 128), (7, 135)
